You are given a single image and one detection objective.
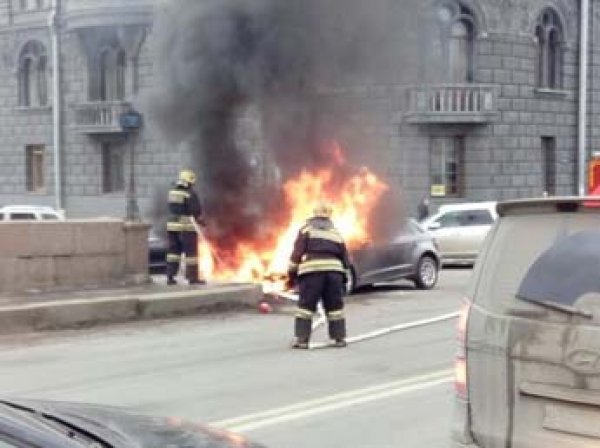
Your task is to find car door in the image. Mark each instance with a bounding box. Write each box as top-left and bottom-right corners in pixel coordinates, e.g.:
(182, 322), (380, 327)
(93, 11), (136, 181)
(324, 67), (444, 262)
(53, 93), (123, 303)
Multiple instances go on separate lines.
(425, 210), (464, 259)
(350, 231), (414, 285)
(455, 209), (495, 259)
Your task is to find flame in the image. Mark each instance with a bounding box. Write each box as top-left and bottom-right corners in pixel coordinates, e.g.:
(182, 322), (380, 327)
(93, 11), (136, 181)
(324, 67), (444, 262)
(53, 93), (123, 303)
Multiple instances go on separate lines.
(198, 143), (388, 292)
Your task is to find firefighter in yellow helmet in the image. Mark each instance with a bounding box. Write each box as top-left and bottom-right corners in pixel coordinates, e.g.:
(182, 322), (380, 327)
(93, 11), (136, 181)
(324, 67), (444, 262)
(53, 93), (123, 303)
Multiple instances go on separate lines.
(166, 169), (205, 285)
(287, 201), (350, 349)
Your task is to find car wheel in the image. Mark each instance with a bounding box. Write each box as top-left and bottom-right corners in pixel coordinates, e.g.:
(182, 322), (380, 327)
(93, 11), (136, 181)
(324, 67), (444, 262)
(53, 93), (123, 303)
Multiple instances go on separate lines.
(414, 256), (438, 290)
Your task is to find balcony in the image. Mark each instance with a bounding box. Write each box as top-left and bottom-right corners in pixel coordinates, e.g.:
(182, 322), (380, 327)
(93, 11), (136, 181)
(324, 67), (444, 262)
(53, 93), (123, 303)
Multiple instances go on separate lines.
(64, 0), (153, 29)
(405, 84), (499, 124)
(74, 101), (131, 134)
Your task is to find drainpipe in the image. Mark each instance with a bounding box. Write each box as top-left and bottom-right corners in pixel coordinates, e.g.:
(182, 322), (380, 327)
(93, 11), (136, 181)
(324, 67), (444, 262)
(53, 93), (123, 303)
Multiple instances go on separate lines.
(578, 0), (589, 196)
(49, 0), (63, 211)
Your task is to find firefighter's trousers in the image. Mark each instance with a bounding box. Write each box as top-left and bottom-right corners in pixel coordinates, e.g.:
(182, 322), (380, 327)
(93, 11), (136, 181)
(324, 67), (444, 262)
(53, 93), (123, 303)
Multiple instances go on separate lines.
(166, 230), (200, 282)
(295, 271), (346, 342)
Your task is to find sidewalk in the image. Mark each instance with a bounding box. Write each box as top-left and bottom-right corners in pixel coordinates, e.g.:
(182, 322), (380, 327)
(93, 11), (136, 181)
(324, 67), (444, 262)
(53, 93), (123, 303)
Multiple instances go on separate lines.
(0, 277), (263, 335)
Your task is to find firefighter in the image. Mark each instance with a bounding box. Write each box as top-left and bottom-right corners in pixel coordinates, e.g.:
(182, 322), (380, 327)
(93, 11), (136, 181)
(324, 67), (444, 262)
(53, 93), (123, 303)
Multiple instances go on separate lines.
(287, 201), (350, 349)
(166, 169), (205, 285)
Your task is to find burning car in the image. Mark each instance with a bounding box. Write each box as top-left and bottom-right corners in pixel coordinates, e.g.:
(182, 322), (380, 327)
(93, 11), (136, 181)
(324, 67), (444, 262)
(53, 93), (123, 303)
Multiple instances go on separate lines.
(347, 219), (440, 291)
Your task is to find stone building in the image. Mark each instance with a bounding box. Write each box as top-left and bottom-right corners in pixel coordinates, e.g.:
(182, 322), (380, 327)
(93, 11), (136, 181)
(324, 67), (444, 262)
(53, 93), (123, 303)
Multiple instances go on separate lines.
(0, 0), (596, 220)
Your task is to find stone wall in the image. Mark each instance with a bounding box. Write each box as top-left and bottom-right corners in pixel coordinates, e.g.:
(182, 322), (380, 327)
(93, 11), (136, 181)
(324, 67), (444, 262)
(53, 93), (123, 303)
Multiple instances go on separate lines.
(0, 219), (149, 293)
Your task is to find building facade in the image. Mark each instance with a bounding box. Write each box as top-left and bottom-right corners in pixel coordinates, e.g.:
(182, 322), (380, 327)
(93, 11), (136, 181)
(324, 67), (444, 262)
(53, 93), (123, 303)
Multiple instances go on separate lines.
(0, 0), (597, 219)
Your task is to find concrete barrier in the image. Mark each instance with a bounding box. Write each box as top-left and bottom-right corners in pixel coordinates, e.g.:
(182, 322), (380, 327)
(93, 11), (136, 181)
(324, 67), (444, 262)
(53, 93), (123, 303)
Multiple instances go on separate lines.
(0, 220), (150, 294)
(0, 284), (263, 335)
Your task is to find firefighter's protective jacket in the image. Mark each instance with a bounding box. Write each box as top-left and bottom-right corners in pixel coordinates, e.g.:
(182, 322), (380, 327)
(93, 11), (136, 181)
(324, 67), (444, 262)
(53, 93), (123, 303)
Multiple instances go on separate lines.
(166, 182), (203, 232)
(288, 217), (350, 277)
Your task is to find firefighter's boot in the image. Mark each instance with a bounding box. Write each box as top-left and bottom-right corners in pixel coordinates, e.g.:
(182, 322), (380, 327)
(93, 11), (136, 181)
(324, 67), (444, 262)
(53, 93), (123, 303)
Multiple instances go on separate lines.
(293, 315), (312, 350)
(328, 310), (346, 347)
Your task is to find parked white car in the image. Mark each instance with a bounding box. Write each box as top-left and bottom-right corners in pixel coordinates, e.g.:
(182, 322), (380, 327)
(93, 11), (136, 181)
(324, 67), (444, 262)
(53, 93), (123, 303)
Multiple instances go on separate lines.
(420, 201), (497, 264)
(0, 205), (64, 221)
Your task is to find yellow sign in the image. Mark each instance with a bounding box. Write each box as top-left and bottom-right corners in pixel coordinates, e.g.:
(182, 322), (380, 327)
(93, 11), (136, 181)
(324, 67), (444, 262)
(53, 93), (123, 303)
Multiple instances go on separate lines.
(430, 184), (446, 197)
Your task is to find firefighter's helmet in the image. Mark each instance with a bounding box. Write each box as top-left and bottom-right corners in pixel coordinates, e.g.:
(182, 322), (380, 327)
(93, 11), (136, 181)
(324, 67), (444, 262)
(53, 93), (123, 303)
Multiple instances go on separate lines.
(178, 169), (197, 186)
(313, 201), (333, 218)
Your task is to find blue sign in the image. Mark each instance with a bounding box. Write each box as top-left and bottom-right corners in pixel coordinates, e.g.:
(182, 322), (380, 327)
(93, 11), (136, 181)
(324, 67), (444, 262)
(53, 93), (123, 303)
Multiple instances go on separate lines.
(120, 110), (143, 130)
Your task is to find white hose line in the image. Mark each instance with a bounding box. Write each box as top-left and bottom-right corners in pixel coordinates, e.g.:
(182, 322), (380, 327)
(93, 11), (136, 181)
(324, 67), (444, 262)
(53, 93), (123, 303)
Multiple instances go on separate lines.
(309, 311), (460, 350)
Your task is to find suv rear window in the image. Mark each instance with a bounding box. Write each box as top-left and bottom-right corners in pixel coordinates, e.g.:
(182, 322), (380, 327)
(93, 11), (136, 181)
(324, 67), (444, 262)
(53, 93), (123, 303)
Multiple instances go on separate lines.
(471, 212), (600, 318)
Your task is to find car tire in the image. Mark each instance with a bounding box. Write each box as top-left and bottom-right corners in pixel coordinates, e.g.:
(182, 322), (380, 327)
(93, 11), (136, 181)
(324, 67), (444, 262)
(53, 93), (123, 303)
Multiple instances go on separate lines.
(414, 255), (438, 290)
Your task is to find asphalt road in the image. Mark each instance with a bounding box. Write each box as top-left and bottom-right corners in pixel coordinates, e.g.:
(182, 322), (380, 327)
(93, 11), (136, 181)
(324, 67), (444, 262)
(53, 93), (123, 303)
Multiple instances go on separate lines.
(0, 268), (471, 448)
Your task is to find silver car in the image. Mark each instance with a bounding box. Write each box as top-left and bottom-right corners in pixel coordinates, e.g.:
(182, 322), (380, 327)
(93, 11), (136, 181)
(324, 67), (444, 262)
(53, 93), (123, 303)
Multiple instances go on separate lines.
(421, 202), (497, 264)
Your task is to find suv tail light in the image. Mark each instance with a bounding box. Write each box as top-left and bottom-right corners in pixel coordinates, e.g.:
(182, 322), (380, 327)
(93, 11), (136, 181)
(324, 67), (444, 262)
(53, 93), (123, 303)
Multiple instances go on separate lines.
(455, 300), (471, 400)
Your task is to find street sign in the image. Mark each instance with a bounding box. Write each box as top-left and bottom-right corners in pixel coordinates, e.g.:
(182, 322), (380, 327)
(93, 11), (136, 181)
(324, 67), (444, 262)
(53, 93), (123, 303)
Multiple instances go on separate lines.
(119, 110), (143, 131)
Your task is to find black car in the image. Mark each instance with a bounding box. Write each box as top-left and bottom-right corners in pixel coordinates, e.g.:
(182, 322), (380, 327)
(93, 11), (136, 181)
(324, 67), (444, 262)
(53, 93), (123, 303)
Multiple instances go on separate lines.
(347, 219), (440, 291)
(0, 398), (266, 448)
(148, 227), (168, 273)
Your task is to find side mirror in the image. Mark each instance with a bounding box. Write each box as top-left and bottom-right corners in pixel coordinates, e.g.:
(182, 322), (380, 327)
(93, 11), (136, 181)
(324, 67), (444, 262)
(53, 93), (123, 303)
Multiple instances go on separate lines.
(428, 222), (441, 231)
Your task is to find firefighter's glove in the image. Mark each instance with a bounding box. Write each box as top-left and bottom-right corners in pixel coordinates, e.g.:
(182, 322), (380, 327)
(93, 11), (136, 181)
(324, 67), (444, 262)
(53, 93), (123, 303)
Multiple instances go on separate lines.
(286, 271), (298, 290)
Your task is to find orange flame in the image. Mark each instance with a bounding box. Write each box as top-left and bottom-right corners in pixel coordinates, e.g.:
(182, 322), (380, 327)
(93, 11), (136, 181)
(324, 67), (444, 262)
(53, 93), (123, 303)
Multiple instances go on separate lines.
(198, 144), (388, 292)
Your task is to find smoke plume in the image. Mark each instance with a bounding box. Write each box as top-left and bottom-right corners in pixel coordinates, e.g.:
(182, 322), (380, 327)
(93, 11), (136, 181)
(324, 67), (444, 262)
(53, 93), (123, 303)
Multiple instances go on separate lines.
(149, 0), (428, 248)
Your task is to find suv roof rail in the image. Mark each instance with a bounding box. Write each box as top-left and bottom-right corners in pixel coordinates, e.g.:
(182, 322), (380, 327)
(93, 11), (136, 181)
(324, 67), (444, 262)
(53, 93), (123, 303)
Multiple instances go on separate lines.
(497, 196), (600, 217)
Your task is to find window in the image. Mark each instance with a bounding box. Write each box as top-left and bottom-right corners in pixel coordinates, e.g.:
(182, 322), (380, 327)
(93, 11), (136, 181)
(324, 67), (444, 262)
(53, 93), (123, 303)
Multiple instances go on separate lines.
(41, 213), (59, 220)
(10, 213), (36, 220)
(437, 2), (476, 82)
(461, 210), (494, 226)
(541, 136), (556, 195)
(535, 9), (563, 89)
(430, 136), (465, 197)
(96, 46), (126, 101)
(101, 142), (124, 193)
(18, 41), (48, 107)
(436, 211), (463, 228)
(25, 145), (45, 192)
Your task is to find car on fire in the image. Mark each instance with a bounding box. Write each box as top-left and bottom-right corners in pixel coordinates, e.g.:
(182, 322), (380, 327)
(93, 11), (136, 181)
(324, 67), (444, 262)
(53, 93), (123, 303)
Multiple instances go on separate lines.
(0, 398), (266, 448)
(453, 197), (600, 447)
(347, 219), (440, 291)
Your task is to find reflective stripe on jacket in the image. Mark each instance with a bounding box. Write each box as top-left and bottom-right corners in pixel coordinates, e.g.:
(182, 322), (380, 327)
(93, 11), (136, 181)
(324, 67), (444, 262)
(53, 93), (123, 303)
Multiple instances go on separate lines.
(289, 217), (350, 277)
(167, 183), (203, 232)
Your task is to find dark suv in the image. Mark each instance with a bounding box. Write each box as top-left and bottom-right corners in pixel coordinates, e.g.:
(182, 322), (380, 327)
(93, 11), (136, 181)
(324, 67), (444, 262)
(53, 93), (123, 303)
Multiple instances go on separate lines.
(453, 198), (600, 447)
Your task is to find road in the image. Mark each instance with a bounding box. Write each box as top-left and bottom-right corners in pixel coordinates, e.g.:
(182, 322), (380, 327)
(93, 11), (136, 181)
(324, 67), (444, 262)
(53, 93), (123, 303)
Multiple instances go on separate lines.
(0, 268), (471, 448)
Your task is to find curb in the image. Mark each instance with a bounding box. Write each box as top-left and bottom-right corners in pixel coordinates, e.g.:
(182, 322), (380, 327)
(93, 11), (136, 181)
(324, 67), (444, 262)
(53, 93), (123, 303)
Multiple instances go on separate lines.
(0, 284), (263, 335)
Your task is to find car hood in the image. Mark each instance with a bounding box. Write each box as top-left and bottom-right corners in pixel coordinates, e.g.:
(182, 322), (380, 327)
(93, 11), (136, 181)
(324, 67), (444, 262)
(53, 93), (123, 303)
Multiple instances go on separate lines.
(6, 399), (265, 448)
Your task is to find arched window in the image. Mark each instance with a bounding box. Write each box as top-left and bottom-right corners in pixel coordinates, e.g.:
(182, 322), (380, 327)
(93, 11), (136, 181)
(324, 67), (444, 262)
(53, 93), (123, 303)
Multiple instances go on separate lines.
(535, 8), (563, 89)
(438, 2), (476, 83)
(18, 41), (48, 107)
(96, 46), (126, 101)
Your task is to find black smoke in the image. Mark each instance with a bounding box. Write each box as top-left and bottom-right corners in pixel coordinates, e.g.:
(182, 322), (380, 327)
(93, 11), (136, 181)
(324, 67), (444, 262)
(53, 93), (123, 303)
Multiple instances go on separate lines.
(148, 0), (429, 248)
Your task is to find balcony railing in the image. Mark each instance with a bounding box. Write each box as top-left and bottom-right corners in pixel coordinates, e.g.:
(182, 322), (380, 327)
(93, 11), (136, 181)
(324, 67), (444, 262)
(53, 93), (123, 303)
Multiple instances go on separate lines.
(406, 84), (498, 124)
(74, 101), (131, 134)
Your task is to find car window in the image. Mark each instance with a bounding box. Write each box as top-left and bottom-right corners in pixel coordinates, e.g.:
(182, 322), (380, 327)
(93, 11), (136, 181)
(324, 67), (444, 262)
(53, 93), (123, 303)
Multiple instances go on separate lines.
(9, 213), (36, 220)
(41, 213), (59, 220)
(0, 213), (4, 220)
(460, 209), (494, 226)
(435, 211), (463, 228)
(473, 212), (600, 321)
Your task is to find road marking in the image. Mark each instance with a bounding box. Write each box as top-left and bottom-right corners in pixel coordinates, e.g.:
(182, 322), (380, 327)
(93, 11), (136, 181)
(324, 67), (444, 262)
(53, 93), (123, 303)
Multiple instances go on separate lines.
(210, 369), (453, 433)
(310, 311), (459, 349)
